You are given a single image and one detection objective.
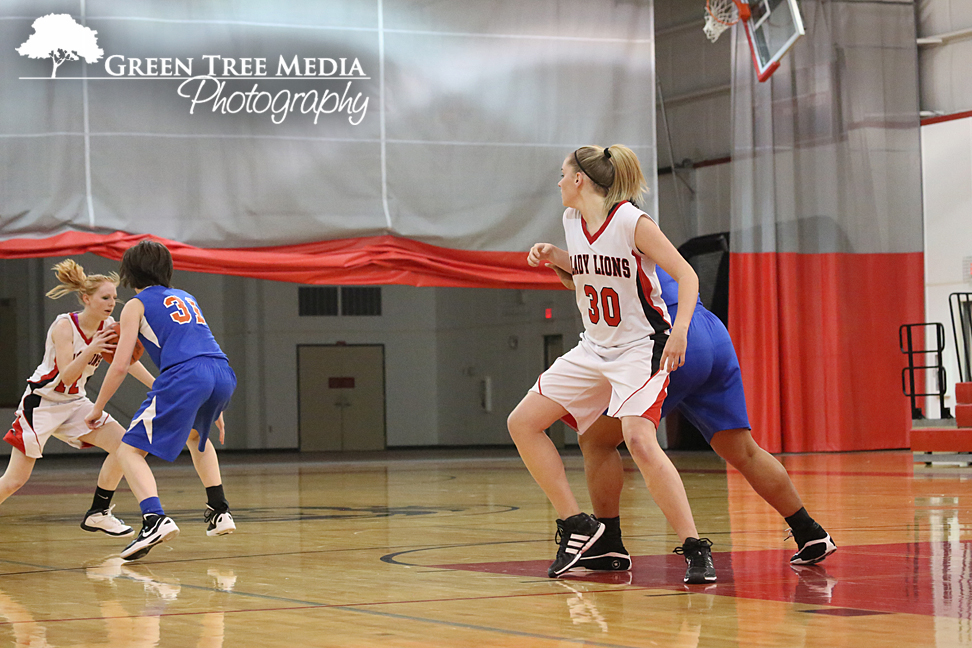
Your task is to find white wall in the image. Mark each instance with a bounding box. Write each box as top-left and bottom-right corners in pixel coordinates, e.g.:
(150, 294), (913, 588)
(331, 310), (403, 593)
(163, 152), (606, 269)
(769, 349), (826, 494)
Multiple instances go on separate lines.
(920, 116), (972, 416)
(0, 254), (582, 450)
(917, 0), (972, 116)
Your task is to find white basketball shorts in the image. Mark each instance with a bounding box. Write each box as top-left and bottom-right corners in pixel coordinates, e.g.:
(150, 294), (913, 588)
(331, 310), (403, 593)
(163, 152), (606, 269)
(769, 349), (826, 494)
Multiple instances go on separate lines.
(5, 394), (113, 459)
(530, 335), (670, 434)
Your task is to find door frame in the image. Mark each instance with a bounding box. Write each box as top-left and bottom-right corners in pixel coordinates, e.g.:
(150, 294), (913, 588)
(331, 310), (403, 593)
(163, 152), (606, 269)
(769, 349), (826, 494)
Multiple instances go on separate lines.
(296, 343), (387, 451)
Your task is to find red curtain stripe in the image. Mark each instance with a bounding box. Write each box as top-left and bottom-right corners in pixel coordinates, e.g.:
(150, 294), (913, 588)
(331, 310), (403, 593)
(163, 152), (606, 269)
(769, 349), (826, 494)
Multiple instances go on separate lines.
(729, 252), (924, 453)
(0, 231), (565, 290)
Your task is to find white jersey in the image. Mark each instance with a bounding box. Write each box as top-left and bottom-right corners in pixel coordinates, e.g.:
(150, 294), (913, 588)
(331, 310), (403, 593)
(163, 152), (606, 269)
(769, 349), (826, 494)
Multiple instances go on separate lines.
(25, 312), (112, 403)
(564, 201), (672, 349)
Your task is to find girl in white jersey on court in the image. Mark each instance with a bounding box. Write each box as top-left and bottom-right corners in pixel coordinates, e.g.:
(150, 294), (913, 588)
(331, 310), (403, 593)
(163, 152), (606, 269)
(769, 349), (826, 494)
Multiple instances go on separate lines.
(2, 260), (156, 536)
(508, 144), (716, 584)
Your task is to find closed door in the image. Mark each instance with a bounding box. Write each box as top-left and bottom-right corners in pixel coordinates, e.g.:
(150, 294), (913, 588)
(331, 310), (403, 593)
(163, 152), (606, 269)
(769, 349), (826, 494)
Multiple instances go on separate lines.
(298, 345), (386, 451)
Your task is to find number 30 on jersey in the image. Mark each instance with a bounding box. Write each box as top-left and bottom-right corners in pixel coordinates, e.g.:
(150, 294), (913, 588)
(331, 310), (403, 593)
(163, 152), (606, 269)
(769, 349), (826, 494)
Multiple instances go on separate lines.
(583, 285), (621, 326)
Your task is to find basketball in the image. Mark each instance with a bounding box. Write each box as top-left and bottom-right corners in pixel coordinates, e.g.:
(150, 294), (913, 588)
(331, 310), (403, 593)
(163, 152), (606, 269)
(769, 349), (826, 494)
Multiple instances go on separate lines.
(101, 322), (145, 365)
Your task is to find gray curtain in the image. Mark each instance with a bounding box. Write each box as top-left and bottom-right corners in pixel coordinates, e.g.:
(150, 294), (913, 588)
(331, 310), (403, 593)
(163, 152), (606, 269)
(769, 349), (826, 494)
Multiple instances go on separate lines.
(1, 1), (657, 253)
(731, 0), (922, 256)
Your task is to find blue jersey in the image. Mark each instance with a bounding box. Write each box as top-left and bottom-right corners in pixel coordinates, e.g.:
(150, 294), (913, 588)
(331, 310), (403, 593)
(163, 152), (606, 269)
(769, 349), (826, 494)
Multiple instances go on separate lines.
(135, 286), (227, 372)
(655, 266), (703, 310)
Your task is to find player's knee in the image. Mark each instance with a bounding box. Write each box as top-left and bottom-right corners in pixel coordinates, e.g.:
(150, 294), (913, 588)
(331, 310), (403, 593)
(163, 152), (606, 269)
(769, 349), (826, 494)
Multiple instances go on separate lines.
(507, 408), (541, 443)
(507, 410), (525, 440)
(0, 473), (29, 495)
(712, 429), (758, 466)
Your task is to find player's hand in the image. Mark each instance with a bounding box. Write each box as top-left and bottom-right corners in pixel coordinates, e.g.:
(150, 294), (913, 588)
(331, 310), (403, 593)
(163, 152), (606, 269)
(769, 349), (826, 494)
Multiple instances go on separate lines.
(84, 407), (105, 430)
(215, 413), (226, 444)
(88, 326), (117, 357)
(661, 327), (688, 373)
(527, 243), (557, 268)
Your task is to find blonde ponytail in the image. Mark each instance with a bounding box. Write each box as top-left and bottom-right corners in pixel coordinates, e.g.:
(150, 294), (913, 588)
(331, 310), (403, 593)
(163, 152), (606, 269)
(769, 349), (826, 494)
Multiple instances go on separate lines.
(571, 144), (648, 211)
(46, 259), (120, 305)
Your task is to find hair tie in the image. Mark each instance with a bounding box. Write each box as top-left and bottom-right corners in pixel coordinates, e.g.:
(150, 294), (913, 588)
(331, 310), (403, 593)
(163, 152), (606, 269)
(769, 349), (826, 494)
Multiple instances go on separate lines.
(603, 146), (612, 159)
(574, 149), (612, 190)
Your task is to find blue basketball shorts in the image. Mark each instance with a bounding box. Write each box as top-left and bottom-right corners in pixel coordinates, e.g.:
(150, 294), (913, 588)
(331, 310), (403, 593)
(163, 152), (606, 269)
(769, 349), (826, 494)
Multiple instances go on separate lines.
(662, 306), (751, 442)
(124, 356), (237, 462)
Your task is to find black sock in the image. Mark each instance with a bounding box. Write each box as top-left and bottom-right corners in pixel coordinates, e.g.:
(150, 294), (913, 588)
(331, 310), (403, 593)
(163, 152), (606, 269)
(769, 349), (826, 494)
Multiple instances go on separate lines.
(785, 507), (825, 541)
(89, 487), (113, 513)
(206, 485), (228, 512)
(596, 516), (622, 536)
(784, 507), (814, 531)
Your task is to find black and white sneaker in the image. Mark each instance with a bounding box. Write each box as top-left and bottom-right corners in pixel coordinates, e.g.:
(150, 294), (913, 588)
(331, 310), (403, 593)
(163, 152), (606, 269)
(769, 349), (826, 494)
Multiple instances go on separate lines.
(81, 505), (134, 537)
(573, 529), (632, 572)
(787, 524), (837, 565)
(548, 513), (605, 578)
(675, 537), (717, 584)
(204, 506), (236, 536)
(120, 514), (180, 561)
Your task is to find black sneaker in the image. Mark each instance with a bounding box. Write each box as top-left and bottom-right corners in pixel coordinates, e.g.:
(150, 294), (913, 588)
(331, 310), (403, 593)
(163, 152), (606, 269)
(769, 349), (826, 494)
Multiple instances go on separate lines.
(204, 506), (236, 536)
(573, 529), (632, 572)
(120, 514), (180, 561)
(547, 513), (605, 578)
(674, 537), (716, 584)
(787, 523), (837, 565)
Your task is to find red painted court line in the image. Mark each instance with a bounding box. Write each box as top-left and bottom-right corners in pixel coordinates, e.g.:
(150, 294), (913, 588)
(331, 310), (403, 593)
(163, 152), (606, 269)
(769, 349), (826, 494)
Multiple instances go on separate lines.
(619, 467), (918, 477)
(435, 540), (972, 619)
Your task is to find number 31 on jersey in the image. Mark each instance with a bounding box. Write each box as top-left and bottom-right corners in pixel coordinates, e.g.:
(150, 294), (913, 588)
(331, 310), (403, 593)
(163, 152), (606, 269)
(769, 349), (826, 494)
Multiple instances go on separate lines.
(164, 295), (207, 326)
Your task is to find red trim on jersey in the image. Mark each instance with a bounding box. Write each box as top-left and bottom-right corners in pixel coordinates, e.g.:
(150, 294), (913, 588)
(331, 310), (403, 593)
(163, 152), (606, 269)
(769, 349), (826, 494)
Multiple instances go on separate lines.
(640, 375), (670, 427)
(613, 371), (669, 427)
(582, 201), (628, 245)
(4, 419), (28, 455)
(36, 363), (59, 384)
(69, 312), (104, 345)
(635, 257), (672, 329)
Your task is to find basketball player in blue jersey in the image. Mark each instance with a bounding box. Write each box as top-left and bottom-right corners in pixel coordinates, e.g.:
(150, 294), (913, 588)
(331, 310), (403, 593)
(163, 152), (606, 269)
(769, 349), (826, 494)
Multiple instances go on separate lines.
(542, 259), (836, 570)
(85, 240), (237, 560)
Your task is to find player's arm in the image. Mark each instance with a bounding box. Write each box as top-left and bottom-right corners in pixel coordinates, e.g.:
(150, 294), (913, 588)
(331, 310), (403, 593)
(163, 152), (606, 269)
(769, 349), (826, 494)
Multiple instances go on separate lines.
(551, 265), (575, 290)
(215, 412), (226, 444)
(527, 243), (571, 273)
(634, 215), (699, 372)
(52, 318), (115, 388)
(127, 360), (155, 389)
(85, 299), (144, 428)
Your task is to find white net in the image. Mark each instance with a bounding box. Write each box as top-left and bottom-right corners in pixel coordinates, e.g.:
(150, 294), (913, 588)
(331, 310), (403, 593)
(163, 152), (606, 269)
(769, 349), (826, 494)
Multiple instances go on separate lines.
(703, 0), (739, 42)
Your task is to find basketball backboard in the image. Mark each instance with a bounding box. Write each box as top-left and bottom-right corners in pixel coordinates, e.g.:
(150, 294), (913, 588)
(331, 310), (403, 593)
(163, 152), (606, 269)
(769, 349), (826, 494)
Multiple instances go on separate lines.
(742, 0), (805, 81)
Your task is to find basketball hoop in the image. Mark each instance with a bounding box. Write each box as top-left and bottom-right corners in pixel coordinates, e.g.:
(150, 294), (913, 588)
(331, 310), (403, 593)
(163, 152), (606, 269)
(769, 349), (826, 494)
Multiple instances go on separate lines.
(703, 0), (751, 43)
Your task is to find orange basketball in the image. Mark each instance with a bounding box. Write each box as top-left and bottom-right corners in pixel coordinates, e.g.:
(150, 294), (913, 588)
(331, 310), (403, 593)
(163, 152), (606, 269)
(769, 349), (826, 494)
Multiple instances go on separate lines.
(101, 322), (145, 365)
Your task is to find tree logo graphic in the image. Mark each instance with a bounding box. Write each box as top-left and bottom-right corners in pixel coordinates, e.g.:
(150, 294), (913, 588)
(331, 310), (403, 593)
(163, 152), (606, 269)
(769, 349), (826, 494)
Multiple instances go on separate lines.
(16, 14), (104, 78)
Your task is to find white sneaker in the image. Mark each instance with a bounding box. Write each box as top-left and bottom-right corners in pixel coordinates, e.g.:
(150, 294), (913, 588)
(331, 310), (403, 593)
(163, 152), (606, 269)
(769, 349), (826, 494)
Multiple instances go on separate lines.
(204, 507), (236, 536)
(85, 556), (125, 582)
(121, 515), (180, 561)
(81, 505), (135, 537)
(121, 564), (181, 601)
(208, 568), (238, 591)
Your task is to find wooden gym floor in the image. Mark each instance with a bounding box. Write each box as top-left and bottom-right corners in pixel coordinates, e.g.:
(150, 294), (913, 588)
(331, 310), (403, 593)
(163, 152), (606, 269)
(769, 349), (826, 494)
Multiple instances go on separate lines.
(0, 448), (968, 647)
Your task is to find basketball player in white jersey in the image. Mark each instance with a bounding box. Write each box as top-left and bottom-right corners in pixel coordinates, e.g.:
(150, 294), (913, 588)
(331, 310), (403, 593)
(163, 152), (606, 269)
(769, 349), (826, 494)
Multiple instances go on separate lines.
(2, 260), (156, 535)
(508, 144), (715, 584)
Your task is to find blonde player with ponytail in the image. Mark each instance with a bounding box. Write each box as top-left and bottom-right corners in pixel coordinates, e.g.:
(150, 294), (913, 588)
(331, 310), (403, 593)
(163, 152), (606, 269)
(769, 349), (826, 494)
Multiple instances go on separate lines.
(508, 145), (716, 584)
(2, 260), (155, 536)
